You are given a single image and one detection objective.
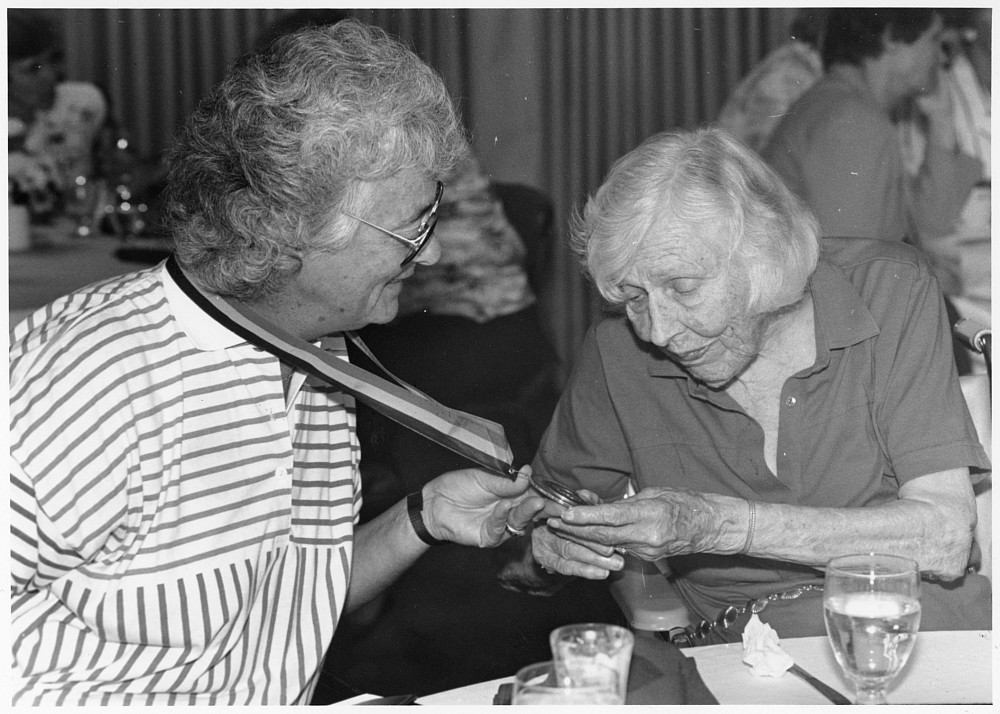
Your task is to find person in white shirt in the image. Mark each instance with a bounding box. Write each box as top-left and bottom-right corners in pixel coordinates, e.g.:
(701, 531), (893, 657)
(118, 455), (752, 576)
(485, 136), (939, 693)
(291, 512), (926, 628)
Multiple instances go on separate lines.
(10, 20), (545, 705)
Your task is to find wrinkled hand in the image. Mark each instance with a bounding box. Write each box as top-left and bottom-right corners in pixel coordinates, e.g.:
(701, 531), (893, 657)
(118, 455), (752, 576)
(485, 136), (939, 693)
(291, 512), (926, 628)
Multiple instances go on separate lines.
(520, 487), (628, 581)
(422, 465), (548, 548)
(543, 487), (723, 562)
(530, 521), (626, 580)
(497, 487), (616, 593)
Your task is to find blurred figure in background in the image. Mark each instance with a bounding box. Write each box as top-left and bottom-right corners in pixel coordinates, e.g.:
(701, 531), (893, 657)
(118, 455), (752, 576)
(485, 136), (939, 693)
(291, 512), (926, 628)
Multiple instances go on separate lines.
(8, 9), (64, 127)
(716, 8), (828, 154)
(8, 8), (108, 219)
(896, 7), (991, 373)
(898, 8), (990, 179)
(763, 8), (981, 297)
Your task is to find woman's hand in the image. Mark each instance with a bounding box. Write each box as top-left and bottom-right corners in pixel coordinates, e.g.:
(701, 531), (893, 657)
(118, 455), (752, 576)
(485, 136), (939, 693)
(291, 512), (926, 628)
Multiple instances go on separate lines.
(543, 487), (739, 561)
(498, 486), (624, 590)
(530, 522), (626, 580)
(421, 464), (548, 548)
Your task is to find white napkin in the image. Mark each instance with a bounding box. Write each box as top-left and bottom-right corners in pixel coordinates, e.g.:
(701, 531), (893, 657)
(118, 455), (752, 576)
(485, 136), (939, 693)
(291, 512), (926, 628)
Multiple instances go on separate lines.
(741, 614), (794, 677)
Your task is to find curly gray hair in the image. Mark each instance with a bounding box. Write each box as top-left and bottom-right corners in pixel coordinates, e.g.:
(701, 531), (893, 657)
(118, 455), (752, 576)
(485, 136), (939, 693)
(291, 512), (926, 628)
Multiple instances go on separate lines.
(570, 128), (820, 317)
(166, 19), (468, 300)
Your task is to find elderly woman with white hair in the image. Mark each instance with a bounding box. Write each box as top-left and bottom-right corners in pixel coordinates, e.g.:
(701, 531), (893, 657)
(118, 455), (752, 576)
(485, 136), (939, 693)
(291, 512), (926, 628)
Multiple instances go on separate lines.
(506, 128), (990, 642)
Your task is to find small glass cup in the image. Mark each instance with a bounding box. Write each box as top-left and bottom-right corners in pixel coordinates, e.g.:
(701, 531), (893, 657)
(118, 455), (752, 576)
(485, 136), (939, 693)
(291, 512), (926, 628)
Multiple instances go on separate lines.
(549, 622), (634, 704)
(511, 660), (621, 705)
(64, 175), (106, 238)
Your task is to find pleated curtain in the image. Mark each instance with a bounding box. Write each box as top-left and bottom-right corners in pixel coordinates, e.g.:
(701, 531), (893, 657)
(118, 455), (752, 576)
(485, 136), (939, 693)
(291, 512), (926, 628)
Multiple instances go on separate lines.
(55, 7), (796, 377)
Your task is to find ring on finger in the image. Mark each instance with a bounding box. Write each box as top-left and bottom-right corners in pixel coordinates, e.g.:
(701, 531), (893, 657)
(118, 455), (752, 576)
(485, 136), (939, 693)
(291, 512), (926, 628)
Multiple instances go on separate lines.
(504, 522), (527, 537)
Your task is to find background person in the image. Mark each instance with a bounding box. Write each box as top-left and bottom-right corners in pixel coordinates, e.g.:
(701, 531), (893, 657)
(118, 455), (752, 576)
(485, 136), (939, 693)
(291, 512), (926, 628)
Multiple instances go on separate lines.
(762, 8), (981, 296)
(715, 8), (828, 155)
(897, 7), (991, 181)
(8, 8), (108, 218)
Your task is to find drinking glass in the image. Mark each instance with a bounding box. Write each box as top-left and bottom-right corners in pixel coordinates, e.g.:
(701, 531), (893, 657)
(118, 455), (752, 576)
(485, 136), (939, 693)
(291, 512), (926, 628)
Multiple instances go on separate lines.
(64, 175), (106, 238)
(823, 553), (921, 705)
(549, 622), (633, 704)
(511, 660), (621, 705)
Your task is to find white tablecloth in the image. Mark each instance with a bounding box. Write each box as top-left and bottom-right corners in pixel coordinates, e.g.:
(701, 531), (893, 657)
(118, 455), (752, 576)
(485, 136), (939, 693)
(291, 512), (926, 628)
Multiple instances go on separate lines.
(680, 629), (992, 705)
(416, 630), (993, 705)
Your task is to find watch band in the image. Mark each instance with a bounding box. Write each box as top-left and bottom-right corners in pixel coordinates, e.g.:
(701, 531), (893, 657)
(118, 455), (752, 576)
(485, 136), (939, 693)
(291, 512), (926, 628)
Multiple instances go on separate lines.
(406, 490), (447, 546)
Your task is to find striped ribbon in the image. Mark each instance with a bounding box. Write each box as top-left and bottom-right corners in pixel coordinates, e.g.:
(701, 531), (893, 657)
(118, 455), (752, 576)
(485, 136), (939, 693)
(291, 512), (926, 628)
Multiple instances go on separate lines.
(166, 256), (515, 478)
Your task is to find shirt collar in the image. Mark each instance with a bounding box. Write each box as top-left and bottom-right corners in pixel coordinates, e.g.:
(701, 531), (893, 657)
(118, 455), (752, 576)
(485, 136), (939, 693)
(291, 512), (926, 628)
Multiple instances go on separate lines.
(809, 257), (880, 350)
(647, 257), (879, 379)
(161, 261), (246, 350)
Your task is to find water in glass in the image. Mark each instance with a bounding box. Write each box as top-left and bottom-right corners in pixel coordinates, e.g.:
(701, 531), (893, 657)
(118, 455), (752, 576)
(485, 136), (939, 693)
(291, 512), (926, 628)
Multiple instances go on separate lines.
(824, 553), (921, 704)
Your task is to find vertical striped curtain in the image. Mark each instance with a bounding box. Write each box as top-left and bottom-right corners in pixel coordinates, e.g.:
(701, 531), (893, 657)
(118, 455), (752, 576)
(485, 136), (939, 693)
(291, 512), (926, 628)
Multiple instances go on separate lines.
(56, 7), (797, 375)
(60, 8), (285, 162)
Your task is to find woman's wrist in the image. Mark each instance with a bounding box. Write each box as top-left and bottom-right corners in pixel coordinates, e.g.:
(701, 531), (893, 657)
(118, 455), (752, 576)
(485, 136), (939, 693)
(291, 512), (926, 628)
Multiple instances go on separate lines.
(696, 492), (753, 554)
(407, 487), (448, 546)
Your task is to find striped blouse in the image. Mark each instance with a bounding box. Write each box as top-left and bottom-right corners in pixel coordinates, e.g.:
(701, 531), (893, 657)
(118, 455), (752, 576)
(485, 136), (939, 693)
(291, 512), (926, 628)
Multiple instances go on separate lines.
(9, 262), (362, 705)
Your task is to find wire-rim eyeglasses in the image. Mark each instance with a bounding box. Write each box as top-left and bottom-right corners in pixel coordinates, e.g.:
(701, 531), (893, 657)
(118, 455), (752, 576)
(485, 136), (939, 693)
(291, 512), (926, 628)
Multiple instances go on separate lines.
(343, 181), (444, 267)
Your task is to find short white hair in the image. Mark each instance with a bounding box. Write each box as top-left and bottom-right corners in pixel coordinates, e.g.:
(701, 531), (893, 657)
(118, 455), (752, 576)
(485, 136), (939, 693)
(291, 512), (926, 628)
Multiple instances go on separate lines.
(570, 127), (820, 316)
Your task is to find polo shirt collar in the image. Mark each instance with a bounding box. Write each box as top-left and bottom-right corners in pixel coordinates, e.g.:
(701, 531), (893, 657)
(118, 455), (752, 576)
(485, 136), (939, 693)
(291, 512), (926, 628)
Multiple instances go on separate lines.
(810, 258), (880, 350)
(161, 261), (246, 351)
(646, 257), (879, 379)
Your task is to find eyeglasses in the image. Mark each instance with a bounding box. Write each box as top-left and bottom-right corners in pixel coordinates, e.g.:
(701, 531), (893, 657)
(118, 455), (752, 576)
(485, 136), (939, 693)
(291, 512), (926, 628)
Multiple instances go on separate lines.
(344, 181), (444, 267)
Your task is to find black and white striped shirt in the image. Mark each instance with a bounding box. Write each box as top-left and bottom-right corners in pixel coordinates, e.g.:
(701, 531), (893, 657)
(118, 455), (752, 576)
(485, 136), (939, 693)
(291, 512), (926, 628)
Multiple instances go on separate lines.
(10, 263), (361, 705)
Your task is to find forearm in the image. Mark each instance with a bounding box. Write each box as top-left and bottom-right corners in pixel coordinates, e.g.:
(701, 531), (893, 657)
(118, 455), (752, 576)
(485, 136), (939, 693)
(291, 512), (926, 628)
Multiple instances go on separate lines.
(748, 501), (971, 578)
(344, 496), (429, 613)
(344, 467), (542, 611)
(711, 479), (975, 580)
(548, 471), (977, 582)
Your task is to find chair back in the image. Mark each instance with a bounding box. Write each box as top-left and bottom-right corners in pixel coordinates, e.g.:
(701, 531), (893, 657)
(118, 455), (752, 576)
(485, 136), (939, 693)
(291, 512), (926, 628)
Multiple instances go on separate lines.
(961, 373), (992, 580)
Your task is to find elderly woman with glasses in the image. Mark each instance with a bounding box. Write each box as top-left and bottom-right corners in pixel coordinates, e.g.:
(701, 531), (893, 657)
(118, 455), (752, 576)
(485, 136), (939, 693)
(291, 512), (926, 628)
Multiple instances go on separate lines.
(10, 20), (545, 705)
(506, 128), (990, 642)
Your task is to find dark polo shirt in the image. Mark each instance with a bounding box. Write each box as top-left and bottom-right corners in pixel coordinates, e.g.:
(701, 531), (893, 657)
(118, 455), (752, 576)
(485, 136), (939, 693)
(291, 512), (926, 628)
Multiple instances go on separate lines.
(533, 237), (989, 632)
